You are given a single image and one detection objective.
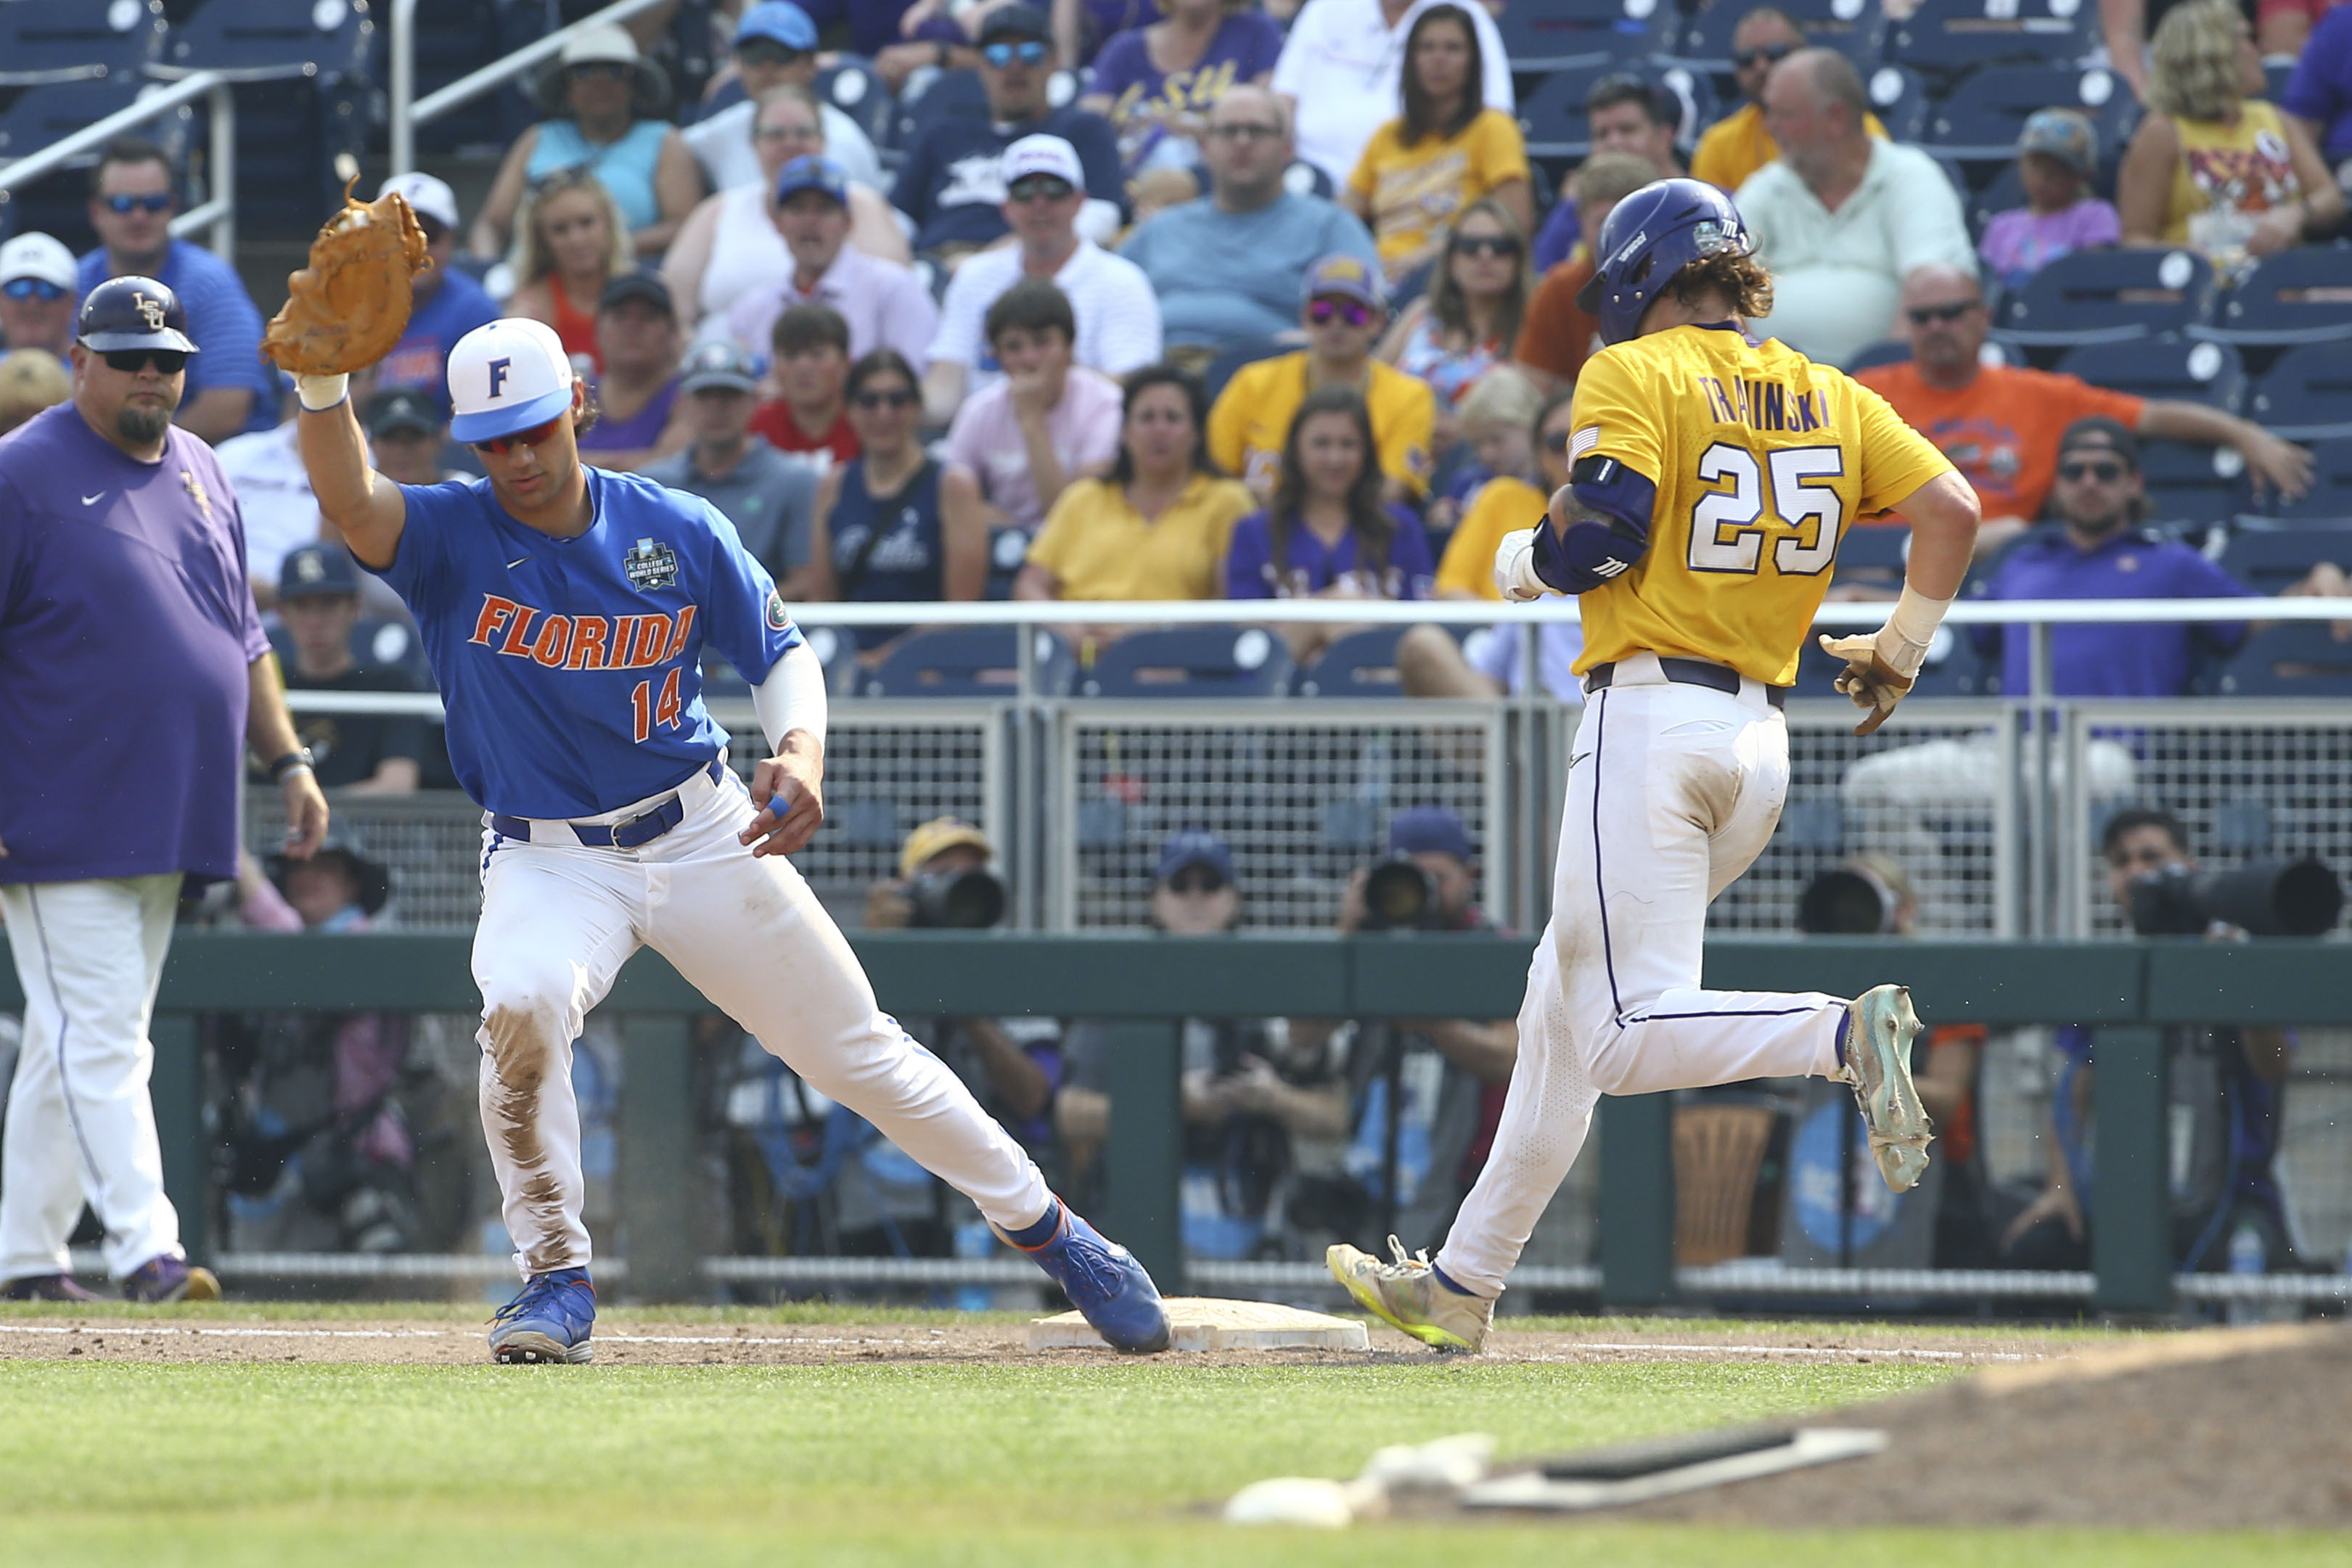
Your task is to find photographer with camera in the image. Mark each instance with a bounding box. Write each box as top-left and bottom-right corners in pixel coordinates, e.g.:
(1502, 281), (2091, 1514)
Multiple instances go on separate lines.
(2002, 808), (2321, 1278)
(1285, 807), (1518, 1255)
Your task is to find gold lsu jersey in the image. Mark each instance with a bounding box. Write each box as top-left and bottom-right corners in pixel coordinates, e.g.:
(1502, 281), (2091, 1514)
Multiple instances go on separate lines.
(1566, 324), (1954, 688)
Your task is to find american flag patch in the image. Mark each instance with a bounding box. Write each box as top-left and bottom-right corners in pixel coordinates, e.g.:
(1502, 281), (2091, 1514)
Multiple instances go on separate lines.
(1571, 426), (1601, 460)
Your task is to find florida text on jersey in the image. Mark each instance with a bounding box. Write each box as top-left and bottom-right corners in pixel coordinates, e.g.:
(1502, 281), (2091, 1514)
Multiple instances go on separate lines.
(1565, 322), (1953, 686)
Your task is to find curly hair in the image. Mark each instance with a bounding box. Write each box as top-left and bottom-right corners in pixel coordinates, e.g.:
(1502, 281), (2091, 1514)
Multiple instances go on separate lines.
(2150, 0), (2250, 124)
(1669, 250), (1775, 321)
(1425, 197), (1531, 352)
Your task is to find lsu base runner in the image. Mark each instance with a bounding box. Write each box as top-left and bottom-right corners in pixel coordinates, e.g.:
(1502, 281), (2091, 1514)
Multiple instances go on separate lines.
(291, 319), (1170, 1361)
(1329, 179), (1983, 1350)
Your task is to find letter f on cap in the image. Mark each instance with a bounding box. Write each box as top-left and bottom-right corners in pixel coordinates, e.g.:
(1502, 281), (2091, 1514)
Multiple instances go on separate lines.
(448, 319), (576, 444)
(487, 358), (511, 398)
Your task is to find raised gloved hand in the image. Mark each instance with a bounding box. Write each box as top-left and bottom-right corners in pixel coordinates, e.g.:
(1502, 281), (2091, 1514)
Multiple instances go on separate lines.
(261, 181), (433, 379)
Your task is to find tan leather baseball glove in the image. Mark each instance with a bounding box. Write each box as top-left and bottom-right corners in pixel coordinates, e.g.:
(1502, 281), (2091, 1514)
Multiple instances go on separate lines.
(261, 181), (433, 377)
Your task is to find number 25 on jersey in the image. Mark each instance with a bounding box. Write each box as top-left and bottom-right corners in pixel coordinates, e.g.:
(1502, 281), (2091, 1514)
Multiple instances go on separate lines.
(1687, 442), (1845, 577)
(631, 668), (683, 743)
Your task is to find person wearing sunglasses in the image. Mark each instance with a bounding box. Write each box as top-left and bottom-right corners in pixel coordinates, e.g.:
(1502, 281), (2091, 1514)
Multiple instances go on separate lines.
(891, 4), (1123, 262)
(1377, 199), (1531, 445)
(288, 316), (1169, 1360)
(1856, 264), (2311, 560)
(682, 3), (885, 197)
(804, 348), (989, 661)
(1208, 253), (1434, 505)
(925, 134), (1161, 424)
(1513, 152), (1657, 396)
(470, 22), (699, 263)
(78, 138), (274, 444)
(0, 274), (327, 1308)
(1690, 8), (1880, 195)
(0, 233), (77, 361)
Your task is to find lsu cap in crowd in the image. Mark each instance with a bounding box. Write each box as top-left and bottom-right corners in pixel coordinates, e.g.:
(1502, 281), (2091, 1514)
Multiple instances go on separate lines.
(447, 318), (574, 443)
(376, 172), (459, 233)
(1302, 253), (1384, 311)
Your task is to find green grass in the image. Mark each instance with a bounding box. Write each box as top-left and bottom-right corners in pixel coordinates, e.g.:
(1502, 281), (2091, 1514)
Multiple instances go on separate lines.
(0, 1310), (2331, 1567)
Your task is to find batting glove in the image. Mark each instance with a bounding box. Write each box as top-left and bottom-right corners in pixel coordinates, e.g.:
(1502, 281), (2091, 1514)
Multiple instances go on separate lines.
(1493, 528), (1547, 602)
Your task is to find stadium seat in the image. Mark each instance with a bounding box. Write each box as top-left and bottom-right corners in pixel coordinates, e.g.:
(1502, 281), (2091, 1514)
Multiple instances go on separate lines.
(1292, 627), (1407, 697)
(390, 0), (523, 152)
(2269, 435), (2352, 524)
(1843, 340), (1914, 374)
(1517, 61), (1717, 161)
(1202, 336), (1289, 405)
(1885, 0), (2097, 77)
(1833, 522), (1911, 589)
(983, 526), (1030, 601)
(888, 65), (987, 150)
(0, 78), (195, 242)
(2220, 526), (2352, 596)
(2248, 342), (2352, 440)
(155, 0), (372, 79)
(2055, 338), (2245, 412)
(1991, 247), (2216, 355)
(1962, 159), (2028, 240)
(815, 58), (894, 152)
(1495, 0), (1669, 71)
(2137, 438), (2256, 525)
(1674, 0), (1885, 73)
(1078, 625), (1293, 697)
(0, 0), (167, 88)
(1922, 64), (2136, 160)
(1861, 62), (1933, 146)
(856, 625), (1071, 699)
(2195, 247), (2352, 349)
(2214, 622), (2352, 696)
(1280, 158), (1335, 200)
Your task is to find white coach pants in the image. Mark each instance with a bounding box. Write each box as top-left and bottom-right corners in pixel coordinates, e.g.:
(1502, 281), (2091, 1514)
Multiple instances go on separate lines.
(472, 763), (1052, 1277)
(1435, 656), (1849, 1297)
(0, 874), (187, 1281)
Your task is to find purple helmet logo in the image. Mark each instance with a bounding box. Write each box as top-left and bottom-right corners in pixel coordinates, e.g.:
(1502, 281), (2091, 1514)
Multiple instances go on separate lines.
(1575, 178), (1756, 347)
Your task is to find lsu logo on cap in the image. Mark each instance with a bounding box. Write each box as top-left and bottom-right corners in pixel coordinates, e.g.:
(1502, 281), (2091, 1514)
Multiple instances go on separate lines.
(134, 292), (166, 331)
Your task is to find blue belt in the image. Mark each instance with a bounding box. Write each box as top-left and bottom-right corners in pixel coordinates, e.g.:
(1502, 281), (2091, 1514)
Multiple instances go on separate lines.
(491, 758), (726, 848)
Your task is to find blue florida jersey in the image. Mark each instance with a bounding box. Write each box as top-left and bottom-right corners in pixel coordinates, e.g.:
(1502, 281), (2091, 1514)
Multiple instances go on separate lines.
(369, 468), (804, 818)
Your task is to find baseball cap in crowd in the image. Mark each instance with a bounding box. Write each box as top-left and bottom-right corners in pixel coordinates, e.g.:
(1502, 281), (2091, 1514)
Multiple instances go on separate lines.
(679, 340), (760, 395)
(1001, 134), (1083, 192)
(0, 232), (77, 292)
(599, 271), (675, 319)
(774, 155), (850, 207)
(448, 317), (574, 443)
(1155, 830), (1235, 885)
(1389, 805), (1476, 863)
(2057, 415), (2141, 470)
(278, 542), (362, 602)
(377, 171), (459, 234)
(977, 4), (1052, 45)
(2017, 108), (2098, 178)
(735, 1), (818, 52)
(900, 818), (993, 879)
(268, 833), (392, 919)
(364, 387), (443, 438)
(1302, 253), (1384, 311)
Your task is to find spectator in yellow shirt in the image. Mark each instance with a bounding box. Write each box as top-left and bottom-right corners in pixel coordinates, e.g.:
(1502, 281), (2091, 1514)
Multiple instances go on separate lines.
(1019, 364), (1255, 641)
(1689, 5), (1884, 194)
(1341, 4), (1532, 282)
(1207, 254), (1436, 504)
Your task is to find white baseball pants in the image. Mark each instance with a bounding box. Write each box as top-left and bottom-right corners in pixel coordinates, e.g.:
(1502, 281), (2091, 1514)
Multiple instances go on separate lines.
(0, 874), (188, 1282)
(1435, 654), (1850, 1297)
(472, 760), (1052, 1277)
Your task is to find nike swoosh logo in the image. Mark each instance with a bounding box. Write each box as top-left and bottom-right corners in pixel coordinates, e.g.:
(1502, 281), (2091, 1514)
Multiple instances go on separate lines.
(506, 557), (530, 569)
(81, 493), (103, 506)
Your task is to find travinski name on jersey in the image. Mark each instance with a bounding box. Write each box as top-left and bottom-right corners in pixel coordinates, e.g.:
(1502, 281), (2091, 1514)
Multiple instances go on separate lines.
(469, 596), (697, 669)
(1693, 375), (1830, 434)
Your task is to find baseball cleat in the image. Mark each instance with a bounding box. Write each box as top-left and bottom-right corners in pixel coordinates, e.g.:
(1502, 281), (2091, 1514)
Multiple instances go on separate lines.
(1, 1272), (102, 1302)
(488, 1267), (596, 1363)
(122, 1255), (220, 1304)
(1844, 984), (1934, 1192)
(999, 1201), (1171, 1354)
(1327, 1236), (1493, 1352)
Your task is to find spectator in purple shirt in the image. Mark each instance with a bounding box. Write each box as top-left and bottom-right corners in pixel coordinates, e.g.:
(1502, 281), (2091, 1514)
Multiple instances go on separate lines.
(1978, 110), (2123, 292)
(1078, 0), (1285, 177)
(1973, 417), (2348, 696)
(0, 276), (327, 1305)
(2284, 3), (2352, 162)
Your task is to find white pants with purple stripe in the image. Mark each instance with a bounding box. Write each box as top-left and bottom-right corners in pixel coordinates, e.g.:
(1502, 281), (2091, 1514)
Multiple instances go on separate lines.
(472, 760), (1052, 1278)
(0, 874), (187, 1283)
(1435, 654), (1849, 1297)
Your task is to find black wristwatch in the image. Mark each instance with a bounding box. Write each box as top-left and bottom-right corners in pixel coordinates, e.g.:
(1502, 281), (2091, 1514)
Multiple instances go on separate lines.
(933, 39), (951, 68)
(267, 747), (316, 783)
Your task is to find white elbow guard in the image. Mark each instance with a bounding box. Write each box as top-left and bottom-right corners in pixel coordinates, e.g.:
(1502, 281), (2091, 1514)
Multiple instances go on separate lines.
(751, 638), (828, 754)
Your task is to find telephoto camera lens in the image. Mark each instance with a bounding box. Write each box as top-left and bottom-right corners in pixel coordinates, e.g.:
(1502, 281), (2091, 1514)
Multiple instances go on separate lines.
(907, 869), (1009, 929)
(1797, 866), (1901, 935)
(1361, 858), (1438, 931)
(2127, 858), (2343, 937)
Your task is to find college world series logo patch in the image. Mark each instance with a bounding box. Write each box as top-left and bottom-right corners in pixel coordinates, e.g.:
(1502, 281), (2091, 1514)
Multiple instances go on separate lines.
(623, 537), (679, 591)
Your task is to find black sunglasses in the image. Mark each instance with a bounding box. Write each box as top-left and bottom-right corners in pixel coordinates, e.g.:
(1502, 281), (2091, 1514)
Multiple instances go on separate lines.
(1451, 233), (1520, 259)
(1733, 41), (1797, 68)
(2058, 459), (2128, 483)
(1906, 301), (1977, 326)
(102, 348), (187, 374)
(1165, 869), (1228, 895)
(1007, 176), (1075, 202)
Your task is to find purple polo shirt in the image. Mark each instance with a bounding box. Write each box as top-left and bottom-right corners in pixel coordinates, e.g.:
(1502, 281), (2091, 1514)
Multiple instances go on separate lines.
(0, 403), (267, 883)
(1972, 525), (2254, 697)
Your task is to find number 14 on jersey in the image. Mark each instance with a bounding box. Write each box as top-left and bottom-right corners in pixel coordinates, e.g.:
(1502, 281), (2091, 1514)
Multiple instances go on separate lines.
(631, 668), (683, 742)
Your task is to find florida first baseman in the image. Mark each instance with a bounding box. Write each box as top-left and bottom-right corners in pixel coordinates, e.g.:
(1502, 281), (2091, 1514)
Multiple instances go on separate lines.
(1330, 180), (1983, 1350)
(291, 318), (1169, 1361)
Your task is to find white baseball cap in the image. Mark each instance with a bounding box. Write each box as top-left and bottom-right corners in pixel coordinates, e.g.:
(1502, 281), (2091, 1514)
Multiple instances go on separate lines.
(448, 318), (575, 443)
(999, 134), (1083, 190)
(0, 233), (78, 292)
(377, 171), (459, 233)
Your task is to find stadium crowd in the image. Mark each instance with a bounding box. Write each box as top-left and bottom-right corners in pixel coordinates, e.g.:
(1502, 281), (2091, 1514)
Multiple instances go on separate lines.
(4, 0), (2351, 1284)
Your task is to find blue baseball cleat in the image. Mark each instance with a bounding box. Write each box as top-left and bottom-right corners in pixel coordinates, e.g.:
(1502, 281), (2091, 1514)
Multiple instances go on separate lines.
(488, 1267), (596, 1364)
(999, 1200), (1171, 1354)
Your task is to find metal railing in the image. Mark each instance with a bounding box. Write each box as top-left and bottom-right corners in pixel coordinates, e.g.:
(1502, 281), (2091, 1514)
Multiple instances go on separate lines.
(0, 70), (235, 258)
(388, 0), (679, 176)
